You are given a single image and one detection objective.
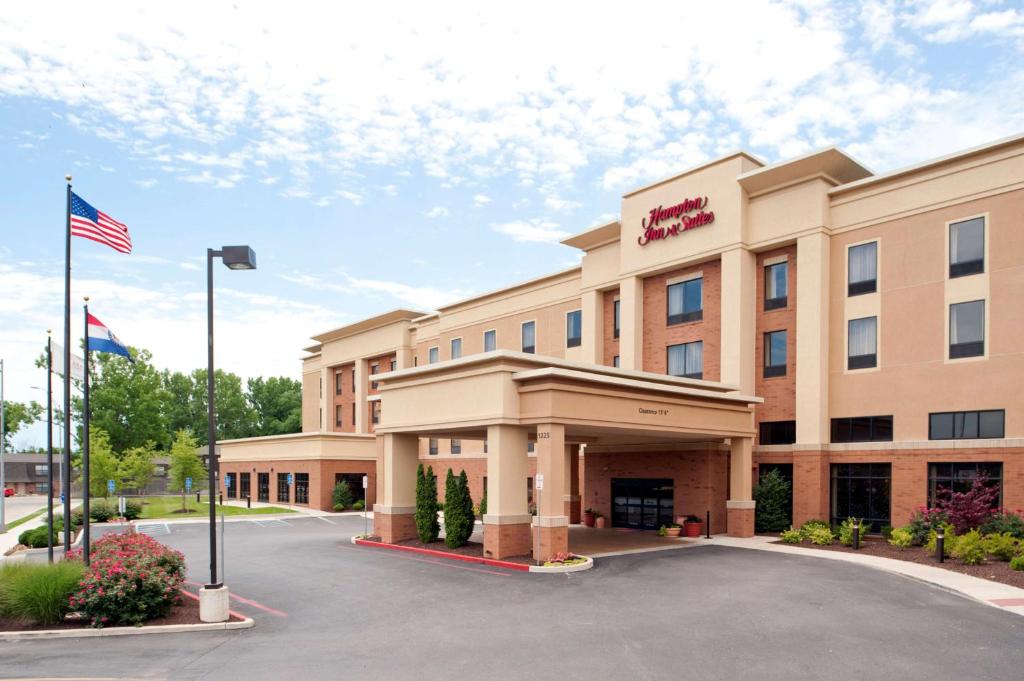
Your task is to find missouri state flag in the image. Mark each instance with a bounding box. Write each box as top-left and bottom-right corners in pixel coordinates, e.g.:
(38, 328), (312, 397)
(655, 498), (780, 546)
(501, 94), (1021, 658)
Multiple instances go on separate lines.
(86, 313), (133, 361)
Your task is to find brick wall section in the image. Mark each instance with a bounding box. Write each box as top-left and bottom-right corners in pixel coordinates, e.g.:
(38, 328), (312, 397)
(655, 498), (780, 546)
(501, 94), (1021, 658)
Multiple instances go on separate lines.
(331, 363), (356, 433)
(423, 456), (538, 508)
(754, 246), (797, 434)
(365, 352), (396, 433)
(584, 449), (730, 534)
(642, 260), (721, 380)
(220, 459), (376, 512)
(602, 289), (620, 366)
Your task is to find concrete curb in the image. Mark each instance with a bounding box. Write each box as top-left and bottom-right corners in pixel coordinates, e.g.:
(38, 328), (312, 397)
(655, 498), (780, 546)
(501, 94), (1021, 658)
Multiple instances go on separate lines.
(0, 616), (254, 641)
(529, 556), (594, 573)
(352, 536), (531, 572)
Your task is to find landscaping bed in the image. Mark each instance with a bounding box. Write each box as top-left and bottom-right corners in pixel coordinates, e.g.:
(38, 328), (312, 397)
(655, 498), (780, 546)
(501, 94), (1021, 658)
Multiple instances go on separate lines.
(775, 536), (1024, 589)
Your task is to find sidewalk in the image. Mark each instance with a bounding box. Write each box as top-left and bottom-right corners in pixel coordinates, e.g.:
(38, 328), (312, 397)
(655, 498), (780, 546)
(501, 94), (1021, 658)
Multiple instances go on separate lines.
(712, 534), (1024, 618)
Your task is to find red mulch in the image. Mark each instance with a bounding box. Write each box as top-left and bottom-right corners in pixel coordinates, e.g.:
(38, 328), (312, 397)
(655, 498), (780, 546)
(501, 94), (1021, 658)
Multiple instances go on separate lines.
(0, 591), (243, 632)
(361, 536), (533, 565)
(774, 537), (1024, 589)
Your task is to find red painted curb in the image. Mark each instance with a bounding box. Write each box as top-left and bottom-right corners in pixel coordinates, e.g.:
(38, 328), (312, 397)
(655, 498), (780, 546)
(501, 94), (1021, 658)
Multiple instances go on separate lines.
(354, 538), (530, 571)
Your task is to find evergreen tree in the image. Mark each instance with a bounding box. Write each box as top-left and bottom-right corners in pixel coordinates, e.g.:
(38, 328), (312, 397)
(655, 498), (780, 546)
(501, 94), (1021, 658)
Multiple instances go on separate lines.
(444, 468), (472, 548)
(415, 464), (439, 542)
(460, 470), (474, 533)
(754, 469), (792, 533)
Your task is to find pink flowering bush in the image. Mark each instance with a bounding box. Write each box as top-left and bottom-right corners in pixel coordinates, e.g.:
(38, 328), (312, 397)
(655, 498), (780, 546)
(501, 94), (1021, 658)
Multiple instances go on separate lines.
(67, 531), (185, 627)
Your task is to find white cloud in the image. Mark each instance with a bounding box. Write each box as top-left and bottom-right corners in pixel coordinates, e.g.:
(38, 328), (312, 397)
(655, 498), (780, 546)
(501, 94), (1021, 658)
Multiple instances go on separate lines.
(336, 190), (363, 205)
(132, 178), (157, 189)
(473, 194), (492, 207)
(543, 194), (582, 213)
(281, 270), (471, 311)
(424, 206), (449, 218)
(492, 219), (570, 244)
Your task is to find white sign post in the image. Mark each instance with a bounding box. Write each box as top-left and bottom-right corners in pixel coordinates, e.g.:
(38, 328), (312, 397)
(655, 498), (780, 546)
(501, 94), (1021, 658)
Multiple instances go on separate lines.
(362, 475), (369, 536)
(534, 473), (544, 565)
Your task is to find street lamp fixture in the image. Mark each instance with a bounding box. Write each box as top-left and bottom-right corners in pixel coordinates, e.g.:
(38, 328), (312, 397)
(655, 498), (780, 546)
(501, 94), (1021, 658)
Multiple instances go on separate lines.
(201, 245), (256, 623)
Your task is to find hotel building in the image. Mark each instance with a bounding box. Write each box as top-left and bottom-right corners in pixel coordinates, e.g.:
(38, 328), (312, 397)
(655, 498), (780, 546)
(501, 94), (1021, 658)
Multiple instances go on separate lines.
(219, 134), (1024, 561)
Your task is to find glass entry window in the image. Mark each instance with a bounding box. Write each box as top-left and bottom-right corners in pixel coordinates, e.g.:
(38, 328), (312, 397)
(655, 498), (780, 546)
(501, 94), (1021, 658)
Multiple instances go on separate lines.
(257, 472), (270, 503)
(239, 472), (251, 499)
(830, 463), (891, 531)
(277, 473), (290, 503)
(611, 478), (674, 530)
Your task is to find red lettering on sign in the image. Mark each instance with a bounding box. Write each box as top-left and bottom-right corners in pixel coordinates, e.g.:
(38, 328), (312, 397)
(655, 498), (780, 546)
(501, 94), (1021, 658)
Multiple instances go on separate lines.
(638, 196), (713, 246)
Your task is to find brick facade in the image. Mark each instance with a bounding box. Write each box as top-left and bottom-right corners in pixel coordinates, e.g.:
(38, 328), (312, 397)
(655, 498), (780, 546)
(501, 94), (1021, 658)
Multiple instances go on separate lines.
(754, 246), (797, 430)
(220, 459), (376, 512)
(603, 288), (620, 367)
(331, 363), (356, 433)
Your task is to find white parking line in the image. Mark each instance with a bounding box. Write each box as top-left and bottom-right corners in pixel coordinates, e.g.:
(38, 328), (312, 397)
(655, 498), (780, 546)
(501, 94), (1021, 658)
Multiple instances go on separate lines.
(316, 516), (336, 525)
(251, 518), (291, 528)
(136, 522), (171, 537)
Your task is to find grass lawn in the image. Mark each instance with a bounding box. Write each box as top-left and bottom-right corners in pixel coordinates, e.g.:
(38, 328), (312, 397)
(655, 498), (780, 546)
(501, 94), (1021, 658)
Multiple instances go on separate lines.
(133, 495), (295, 520)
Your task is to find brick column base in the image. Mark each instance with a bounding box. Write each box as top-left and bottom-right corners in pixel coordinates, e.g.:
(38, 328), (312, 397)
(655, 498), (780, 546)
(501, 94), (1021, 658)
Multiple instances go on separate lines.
(726, 501), (755, 537)
(483, 520), (532, 559)
(374, 508), (417, 543)
(534, 519), (569, 561)
(564, 496), (581, 524)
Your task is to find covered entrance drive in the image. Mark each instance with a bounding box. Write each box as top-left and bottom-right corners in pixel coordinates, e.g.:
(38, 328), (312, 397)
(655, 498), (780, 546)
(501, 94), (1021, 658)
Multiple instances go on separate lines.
(371, 351), (761, 561)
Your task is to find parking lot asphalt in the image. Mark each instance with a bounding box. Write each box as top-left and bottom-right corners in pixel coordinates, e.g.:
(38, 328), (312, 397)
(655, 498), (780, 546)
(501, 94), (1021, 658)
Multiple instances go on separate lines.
(2, 515), (1022, 681)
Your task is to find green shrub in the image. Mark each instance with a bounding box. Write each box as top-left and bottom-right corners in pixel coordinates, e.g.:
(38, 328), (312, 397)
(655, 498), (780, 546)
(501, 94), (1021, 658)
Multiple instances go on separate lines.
(838, 518), (871, 547)
(952, 529), (985, 565)
(808, 526), (835, 545)
(18, 525), (55, 549)
(880, 525), (893, 540)
(0, 561), (85, 626)
(799, 519), (830, 541)
(1011, 555), (1024, 572)
(88, 502), (114, 523)
(332, 503), (344, 512)
(331, 480), (354, 510)
(925, 523), (957, 557)
(779, 528), (802, 544)
(443, 469), (473, 549)
(982, 533), (1020, 561)
(478, 492), (487, 518)
(352, 499), (364, 512)
(888, 527), (913, 549)
(415, 464), (440, 543)
(753, 470), (791, 533)
(980, 511), (1024, 540)
(908, 509), (948, 546)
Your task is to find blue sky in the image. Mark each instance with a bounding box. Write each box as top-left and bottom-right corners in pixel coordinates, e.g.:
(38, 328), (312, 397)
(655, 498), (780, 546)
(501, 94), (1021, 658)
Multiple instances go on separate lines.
(2, 0), (1023, 448)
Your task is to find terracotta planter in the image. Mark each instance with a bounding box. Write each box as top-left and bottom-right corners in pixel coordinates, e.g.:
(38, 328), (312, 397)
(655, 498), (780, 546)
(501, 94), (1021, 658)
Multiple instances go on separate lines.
(663, 526), (682, 538)
(583, 511), (595, 527)
(595, 516), (607, 529)
(683, 521), (703, 538)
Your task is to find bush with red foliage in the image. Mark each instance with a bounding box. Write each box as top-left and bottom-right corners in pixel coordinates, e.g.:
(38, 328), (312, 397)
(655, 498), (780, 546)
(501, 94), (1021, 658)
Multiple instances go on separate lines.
(67, 531), (186, 627)
(932, 474), (1000, 535)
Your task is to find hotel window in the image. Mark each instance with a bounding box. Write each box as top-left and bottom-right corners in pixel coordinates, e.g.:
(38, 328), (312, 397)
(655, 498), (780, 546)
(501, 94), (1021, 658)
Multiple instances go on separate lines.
(371, 401), (381, 425)
(949, 217), (984, 278)
(927, 462), (1002, 507)
(335, 405), (343, 428)
(759, 420), (796, 445)
(522, 321), (536, 354)
(226, 473), (237, 498)
(847, 317), (877, 370)
(483, 441), (488, 453)
(451, 338), (463, 360)
(294, 473), (309, 504)
(352, 369), (356, 392)
(428, 346), (440, 364)
(527, 442), (535, 453)
(764, 262), (787, 310)
(613, 299), (620, 339)
(929, 410), (1004, 440)
(566, 310), (582, 348)
(830, 463), (891, 531)
(830, 415), (893, 443)
(428, 438), (438, 455)
(451, 439), (461, 454)
(667, 277), (702, 325)
(848, 241), (877, 296)
(239, 472), (251, 499)
(484, 329), (496, 352)
(351, 403), (356, 426)
(35, 464), (48, 475)
(390, 359), (396, 371)
(763, 330), (787, 377)
(950, 300), (984, 358)
(335, 371), (344, 395)
(277, 473), (290, 503)
(370, 363), (380, 390)
(667, 341), (703, 380)
(612, 355), (620, 368)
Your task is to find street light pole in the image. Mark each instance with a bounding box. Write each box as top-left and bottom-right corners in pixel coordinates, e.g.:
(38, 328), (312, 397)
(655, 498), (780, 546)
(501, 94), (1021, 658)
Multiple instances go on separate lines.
(1, 358), (6, 533)
(201, 245), (256, 624)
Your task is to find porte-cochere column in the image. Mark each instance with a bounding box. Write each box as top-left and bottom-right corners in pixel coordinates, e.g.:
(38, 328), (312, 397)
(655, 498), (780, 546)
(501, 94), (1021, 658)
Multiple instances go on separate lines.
(373, 432), (419, 542)
(482, 424), (532, 560)
(726, 436), (755, 537)
(534, 423), (569, 560)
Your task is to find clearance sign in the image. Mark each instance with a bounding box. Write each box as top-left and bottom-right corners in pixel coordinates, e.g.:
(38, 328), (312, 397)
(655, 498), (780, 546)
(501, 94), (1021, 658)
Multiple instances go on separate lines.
(638, 196), (714, 246)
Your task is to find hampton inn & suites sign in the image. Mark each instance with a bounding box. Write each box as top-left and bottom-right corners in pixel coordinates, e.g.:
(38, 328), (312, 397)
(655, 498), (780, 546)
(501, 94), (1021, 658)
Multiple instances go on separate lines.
(638, 196), (714, 246)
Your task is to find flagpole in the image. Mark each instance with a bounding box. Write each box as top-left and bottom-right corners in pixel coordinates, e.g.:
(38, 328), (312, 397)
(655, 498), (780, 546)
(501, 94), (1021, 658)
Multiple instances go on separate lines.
(46, 332), (54, 563)
(82, 298), (91, 566)
(62, 175), (72, 553)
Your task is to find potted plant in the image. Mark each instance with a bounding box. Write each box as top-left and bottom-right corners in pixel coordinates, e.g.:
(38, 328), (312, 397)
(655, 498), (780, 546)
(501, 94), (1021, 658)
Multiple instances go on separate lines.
(583, 508), (596, 527)
(683, 514), (703, 538)
(659, 523), (682, 538)
(594, 511), (606, 529)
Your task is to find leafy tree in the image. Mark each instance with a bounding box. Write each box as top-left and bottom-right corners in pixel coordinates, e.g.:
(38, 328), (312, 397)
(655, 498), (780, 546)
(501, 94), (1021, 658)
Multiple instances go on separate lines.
(78, 427), (119, 498)
(118, 441), (157, 493)
(162, 370), (198, 438)
(934, 474), (1000, 534)
(180, 369), (257, 445)
(1, 400), (43, 449)
(754, 469), (792, 533)
(247, 376), (301, 436)
(168, 430), (206, 510)
(415, 464), (440, 543)
(332, 479), (354, 511)
(443, 468), (473, 548)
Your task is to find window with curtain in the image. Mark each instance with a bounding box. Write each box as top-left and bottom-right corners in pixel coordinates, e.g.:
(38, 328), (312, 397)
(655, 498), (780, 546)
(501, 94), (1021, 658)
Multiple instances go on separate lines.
(335, 370), (344, 394)
(667, 341), (703, 379)
(335, 405), (343, 428)
(428, 346), (439, 364)
(522, 321), (536, 353)
(566, 310), (582, 347)
(484, 329), (496, 352)
(929, 410), (1004, 440)
(428, 438), (438, 455)
(451, 337), (462, 359)
(847, 316), (877, 369)
(763, 330), (787, 377)
(370, 363), (380, 390)
(667, 278), (703, 324)
(848, 242), (877, 296)
(450, 439), (461, 454)
(613, 299), (620, 338)
(612, 355), (620, 368)
(950, 300), (984, 358)
(949, 217), (984, 278)
(764, 262), (787, 310)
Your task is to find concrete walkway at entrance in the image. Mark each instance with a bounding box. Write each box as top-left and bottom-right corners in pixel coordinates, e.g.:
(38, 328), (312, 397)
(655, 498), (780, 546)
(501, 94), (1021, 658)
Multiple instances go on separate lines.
(713, 534), (1024, 618)
(570, 526), (699, 557)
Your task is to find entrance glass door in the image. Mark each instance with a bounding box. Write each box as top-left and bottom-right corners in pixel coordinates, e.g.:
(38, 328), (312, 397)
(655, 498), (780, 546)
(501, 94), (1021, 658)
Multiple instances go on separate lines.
(257, 473), (270, 503)
(611, 478), (674, 530)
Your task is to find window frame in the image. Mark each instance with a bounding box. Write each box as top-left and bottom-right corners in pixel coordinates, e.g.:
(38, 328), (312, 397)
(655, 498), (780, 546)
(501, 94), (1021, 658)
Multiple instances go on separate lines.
(928, 409), (1004, 440)
(450, 439), (461, 455)
(666, 277), (703, 325)
(764, 261), (788, 311)
(613, 299), (620, 339)
(667, 341), (703, 380)
(948, 216), (985, 279)
(428, 438), (438, 456)
(370, 363), (380, 390)
(758, 420), (796, 446)
(830, 415), (894, 443)
(335, 404), (344, 428)
(847, 316), (878, 370)
(830, 463), (892, 530)
(521, 320), (536, 354)
(483, 328), (497, 353)
(927, 461), (1002, 507)
(949, 299), (985, 359)
(277, 473), (290, 503)
(335, 370), (344, 395)
(763, 330), (787, 378)
(847, 241), (878, 297)
(565, 309), (582, 348)
(450, 337), (463, 360)
(428, 346), (440, 364)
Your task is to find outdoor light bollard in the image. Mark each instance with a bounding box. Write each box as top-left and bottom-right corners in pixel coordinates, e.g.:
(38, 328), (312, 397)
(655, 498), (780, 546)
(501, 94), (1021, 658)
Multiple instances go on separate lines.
(936, 527), (945, 563)
(196, 492), (201, 503)
(705, 510), (711, 539)
(852, 520), (860, 550)
(246, 495), (251, 509)
(219, 493), (223, 505)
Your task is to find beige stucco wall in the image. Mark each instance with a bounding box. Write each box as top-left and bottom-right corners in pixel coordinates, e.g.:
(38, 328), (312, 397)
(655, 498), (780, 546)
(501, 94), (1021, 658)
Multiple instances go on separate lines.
(219, 432), (377, 462)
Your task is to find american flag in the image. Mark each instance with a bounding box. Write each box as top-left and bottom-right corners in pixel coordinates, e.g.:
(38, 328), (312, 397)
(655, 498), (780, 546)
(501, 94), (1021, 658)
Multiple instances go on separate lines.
(70, 191), (132, 254)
